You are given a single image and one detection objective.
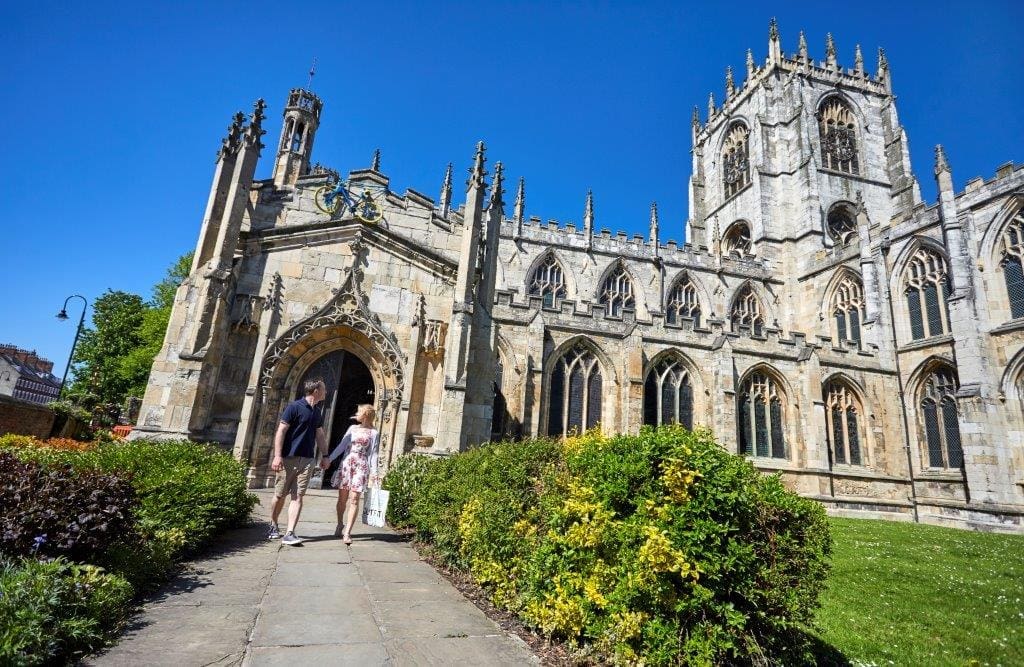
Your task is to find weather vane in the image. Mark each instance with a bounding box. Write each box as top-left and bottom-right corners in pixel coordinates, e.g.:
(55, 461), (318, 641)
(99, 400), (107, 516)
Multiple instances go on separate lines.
(307, 57), (317, 90)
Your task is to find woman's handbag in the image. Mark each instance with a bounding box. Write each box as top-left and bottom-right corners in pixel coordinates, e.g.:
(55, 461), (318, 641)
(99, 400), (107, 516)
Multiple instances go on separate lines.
(361, 487), (390, 527)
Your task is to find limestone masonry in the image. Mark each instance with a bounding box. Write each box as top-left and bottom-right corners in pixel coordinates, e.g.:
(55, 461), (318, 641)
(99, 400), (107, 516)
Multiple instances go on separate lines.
(133, 22), (1024, 532)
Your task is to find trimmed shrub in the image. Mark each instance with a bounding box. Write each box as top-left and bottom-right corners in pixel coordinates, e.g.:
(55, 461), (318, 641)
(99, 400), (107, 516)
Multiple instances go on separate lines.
(0, 557), (132, 665)
(385, 427), (832, 665)
(0, 452), (138, 562)
(1, 438), (258, 558)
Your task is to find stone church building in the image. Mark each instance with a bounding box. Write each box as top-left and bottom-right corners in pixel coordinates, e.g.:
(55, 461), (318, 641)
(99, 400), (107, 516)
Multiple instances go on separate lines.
(134, 22), (1024, 532)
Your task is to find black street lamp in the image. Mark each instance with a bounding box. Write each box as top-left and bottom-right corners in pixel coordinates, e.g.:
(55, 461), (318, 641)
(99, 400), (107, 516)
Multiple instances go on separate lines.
(56, 295), (88, 400)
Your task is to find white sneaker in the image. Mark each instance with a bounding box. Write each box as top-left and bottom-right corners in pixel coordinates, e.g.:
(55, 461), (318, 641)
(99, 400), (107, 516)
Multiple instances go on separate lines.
(281, 532), (304, 546)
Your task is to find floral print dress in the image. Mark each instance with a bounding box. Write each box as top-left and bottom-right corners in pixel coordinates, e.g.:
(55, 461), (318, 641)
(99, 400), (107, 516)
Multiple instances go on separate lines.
(330, 425), (379, 493)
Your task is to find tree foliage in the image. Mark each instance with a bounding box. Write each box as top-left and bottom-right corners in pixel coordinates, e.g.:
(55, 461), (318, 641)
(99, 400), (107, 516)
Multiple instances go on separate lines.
(67, 252), (192, 414)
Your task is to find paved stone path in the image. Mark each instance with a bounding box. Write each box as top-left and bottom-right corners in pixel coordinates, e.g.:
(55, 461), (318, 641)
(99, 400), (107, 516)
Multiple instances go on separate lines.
(88, 489), (538, 666)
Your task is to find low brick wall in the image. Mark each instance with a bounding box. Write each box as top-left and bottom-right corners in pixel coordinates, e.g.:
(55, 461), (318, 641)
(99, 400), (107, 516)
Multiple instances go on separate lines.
(0, 394), (55, 438)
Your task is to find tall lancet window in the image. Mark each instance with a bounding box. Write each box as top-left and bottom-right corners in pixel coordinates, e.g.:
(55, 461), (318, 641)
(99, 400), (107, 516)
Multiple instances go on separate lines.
(904, 248), (951, 340)
(643, 355), (693, 429)
(722, 122), (750, 199)
(547, 342), (602, 438)
(920, 367), (963, 469)
(832, 273), (865, 347)
(737, 371), (786, 459)
(599, 264), (635, 317)
(818, 97), (859, 174)
(731, 284), (764, 336)
(291, 122), (305, 153)
(666, 275), (701, 326)
(999, 208), (1024, 319)
(528, 254), (567, 308)
(824, 380), (863, 466)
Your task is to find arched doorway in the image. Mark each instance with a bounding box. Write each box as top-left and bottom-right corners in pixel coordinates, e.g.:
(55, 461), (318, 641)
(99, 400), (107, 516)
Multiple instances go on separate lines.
(297, 349), (376, 488)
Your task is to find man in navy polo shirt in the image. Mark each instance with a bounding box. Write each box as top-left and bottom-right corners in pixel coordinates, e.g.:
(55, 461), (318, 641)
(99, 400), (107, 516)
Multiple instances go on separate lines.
(268, 378), (328, 545)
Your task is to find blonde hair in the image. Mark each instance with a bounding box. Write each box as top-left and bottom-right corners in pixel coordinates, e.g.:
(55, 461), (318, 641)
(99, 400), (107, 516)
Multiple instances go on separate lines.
(352, 403), (376, 423)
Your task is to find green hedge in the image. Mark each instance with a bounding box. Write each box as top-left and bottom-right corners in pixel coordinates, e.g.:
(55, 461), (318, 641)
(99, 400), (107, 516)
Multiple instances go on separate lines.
(0, 437), (258, 664)
(0, 557), (132, 666)
(385, 426), (832, 665)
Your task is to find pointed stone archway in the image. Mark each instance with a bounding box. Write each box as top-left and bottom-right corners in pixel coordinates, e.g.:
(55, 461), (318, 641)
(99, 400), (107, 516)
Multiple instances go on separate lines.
(234, 238), (406, 488)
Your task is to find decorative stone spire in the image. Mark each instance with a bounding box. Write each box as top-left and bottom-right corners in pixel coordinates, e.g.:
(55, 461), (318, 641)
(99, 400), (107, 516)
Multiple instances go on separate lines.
(583, 189), (594, 243)
(934, 144), (951, 177)
(512, 176), (525, 237)
(691, 106), (700, 142)
(768, 18), (781, 63)
(245, 98), (267, 151)
(439, 162), (453, 218)
(707, 92), (716, 118)
(825, 33), (838, 70)
(854, 44), (865, 76)
(488, 161), (505, 212)
(220, 111), (246, 159)
(649, 201), (659, 244)
(798, 30), (808, 62)
(877, 47), (891, 92)
(745, 48), (755, 79)
(371, 148), (381, 172)
(467, 141), (487, 189)
(725, 66), (735, 98)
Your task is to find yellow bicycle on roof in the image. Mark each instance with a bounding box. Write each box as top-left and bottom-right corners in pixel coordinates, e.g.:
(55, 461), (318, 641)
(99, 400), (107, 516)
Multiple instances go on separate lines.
(314, 179), (384, 224)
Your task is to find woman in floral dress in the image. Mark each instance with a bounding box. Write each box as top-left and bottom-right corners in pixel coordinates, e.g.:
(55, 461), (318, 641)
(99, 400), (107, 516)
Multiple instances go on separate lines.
(325, 404), (379, 544)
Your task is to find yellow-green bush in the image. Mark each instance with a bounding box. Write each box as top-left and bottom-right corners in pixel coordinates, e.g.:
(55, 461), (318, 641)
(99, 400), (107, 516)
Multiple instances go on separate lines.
(385, 427), (832, 665)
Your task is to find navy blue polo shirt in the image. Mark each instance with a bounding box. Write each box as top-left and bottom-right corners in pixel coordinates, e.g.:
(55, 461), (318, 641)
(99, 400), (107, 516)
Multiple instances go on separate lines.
(280, 398), (324, 458)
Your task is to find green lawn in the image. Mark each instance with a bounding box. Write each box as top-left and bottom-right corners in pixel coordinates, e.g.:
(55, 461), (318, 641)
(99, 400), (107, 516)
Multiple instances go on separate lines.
(814, 517), (1024, 666)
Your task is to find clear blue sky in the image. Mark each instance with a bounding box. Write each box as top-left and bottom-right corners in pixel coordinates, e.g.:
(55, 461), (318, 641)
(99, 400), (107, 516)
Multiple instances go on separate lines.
(2, 1), (1022, 377)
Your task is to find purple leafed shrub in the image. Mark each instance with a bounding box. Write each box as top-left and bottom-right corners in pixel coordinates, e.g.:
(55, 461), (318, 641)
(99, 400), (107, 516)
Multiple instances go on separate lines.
(0, 452), (138, 562)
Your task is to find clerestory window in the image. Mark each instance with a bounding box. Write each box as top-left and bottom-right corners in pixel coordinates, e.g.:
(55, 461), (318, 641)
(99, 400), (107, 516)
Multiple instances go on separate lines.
(904, 248), (951, 340)
(731, 284), (764, 336)
(832, 273), (865, 347)
(599, 263), (635, 317)
(527, 254), (567, 308)
(665, 275), (701, 327)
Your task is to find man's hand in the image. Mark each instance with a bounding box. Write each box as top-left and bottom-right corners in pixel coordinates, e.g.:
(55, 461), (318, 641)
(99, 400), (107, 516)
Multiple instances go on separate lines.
(319, 458), (330, 470)
(271, 455), (284, 472)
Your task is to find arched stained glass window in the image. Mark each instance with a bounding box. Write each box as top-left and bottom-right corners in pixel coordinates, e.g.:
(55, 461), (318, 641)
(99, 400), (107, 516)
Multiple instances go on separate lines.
(818, 97), (859, 174)
(920, 367), (963, 469)
(643, 355), (694, 429)
(722, 122), (750, 199)
(731, 284), (764, 336)
(528, 253), (567, 308)
(832, 272), (865, 347)
(547, 342), (602, 438)
(737, 371), (786, 459)
(599, 263), (635, 317)
(666, 275), (701, 326)
(904, 248), (951, 340)
(825, 380), (863, 466)
(998, 208), (1024, 319)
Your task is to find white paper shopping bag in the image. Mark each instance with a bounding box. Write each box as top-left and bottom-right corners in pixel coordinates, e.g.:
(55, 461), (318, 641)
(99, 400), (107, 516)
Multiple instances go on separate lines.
(361, 487), (390, 528)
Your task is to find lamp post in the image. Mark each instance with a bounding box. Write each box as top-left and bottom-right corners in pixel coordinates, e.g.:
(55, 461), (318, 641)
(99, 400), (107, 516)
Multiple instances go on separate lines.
(56, 295), (88, 400)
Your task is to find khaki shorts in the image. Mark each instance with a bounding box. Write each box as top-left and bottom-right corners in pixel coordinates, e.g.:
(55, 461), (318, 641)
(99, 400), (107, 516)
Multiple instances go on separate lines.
(274, 456), (313, 497)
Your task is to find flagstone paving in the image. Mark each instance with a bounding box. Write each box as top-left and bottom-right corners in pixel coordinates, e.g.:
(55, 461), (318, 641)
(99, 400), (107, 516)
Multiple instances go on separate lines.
(88, 489), (538, 666)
